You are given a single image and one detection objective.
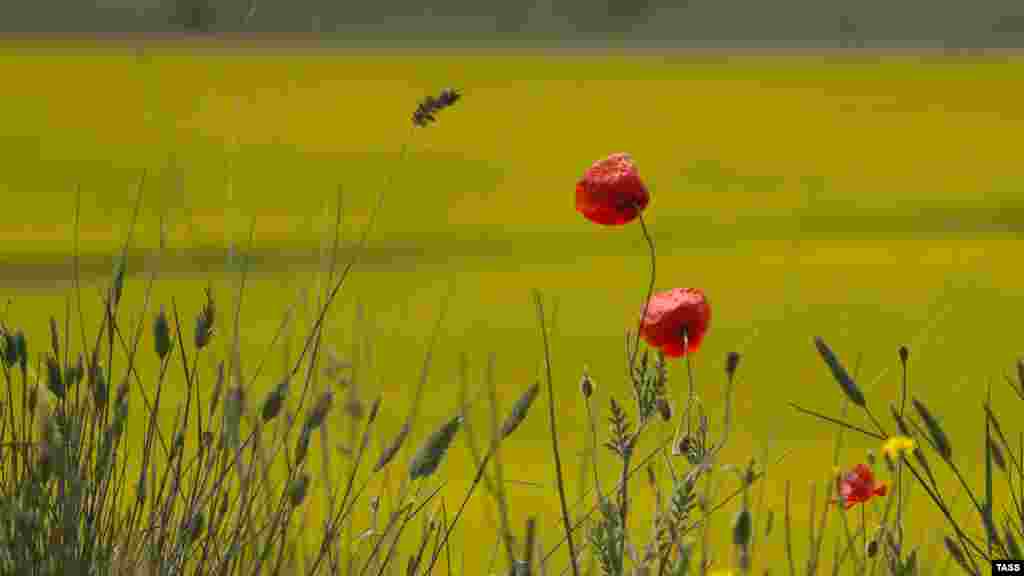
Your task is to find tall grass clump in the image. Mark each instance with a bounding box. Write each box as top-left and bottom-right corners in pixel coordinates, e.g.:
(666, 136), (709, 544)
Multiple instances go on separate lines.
(2, 69), (1023, 576)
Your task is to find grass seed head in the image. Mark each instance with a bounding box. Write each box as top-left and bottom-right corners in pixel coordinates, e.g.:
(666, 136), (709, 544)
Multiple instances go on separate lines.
(14, 329), (27, 374)
(367, 395), (381, 423)
(48, 316), (59, 359)
(912, 397), (952, 460)
(154, 306), (171, 360)
(260, 377), (289, 423)
(412, 88), (462, 127)
(223, 386), (244, 449)
(2, 330), (16, 368)
(91, 363), (108, 409)
(374, 422), (410, 473)
(304, 390), (334, 432)
(409, 415), (462, 480)
(295, 427), (312, 465)
(500, 381), (540, 439)
(46, 356), (64, 400)
(111, 257), (126, 307)
(656, 396), (672, 422)
(990, 434), (1007, 472)
(68, 352), (83, 388)
(814, 337), (865, 407)
(289, 473), (310, 507)
(943, 536), (970, 572)
(194, 287), (215, 350)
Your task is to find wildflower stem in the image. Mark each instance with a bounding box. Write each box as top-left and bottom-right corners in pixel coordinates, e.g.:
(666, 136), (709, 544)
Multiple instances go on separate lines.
(861, 503), (866, 567)
(532, 290), (581, 576)
(584, 395), (603, 502)
(788, 402), (886, 440)
(630, 210), (656, 374)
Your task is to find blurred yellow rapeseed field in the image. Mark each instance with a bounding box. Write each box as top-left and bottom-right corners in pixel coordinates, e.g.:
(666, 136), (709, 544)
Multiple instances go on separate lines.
(1, 42), (1023, 571)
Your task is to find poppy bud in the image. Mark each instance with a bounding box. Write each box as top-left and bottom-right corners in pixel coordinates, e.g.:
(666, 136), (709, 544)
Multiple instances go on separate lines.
(725, 351), (741, 380)
(867, 538), (879, 558)
(580, 369), (594, 399)
(898, 345), (909, 365)
(732, 509), (751, 546)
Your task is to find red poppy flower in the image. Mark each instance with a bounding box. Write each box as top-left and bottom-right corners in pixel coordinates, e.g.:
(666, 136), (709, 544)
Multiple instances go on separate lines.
(575, 153), (650, 226)
(638, 288), (711, 358)
(834, 464), (887, 509)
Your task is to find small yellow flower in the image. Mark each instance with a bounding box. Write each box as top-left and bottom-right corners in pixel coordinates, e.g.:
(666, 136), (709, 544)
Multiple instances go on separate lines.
(882, 436), (916, 460)
(708, 571), (734, 576)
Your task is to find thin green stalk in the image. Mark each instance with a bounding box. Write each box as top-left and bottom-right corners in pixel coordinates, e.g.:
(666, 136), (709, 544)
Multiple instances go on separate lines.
(629, 211), (656, 377)
(533, 290), (580, 576)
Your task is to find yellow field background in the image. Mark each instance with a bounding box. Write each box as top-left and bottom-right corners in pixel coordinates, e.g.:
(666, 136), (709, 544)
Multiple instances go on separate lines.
(2, 43), (1024, 572)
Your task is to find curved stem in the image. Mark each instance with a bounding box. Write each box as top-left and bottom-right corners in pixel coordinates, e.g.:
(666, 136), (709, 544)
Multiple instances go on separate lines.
(630, 211), (657, 374)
